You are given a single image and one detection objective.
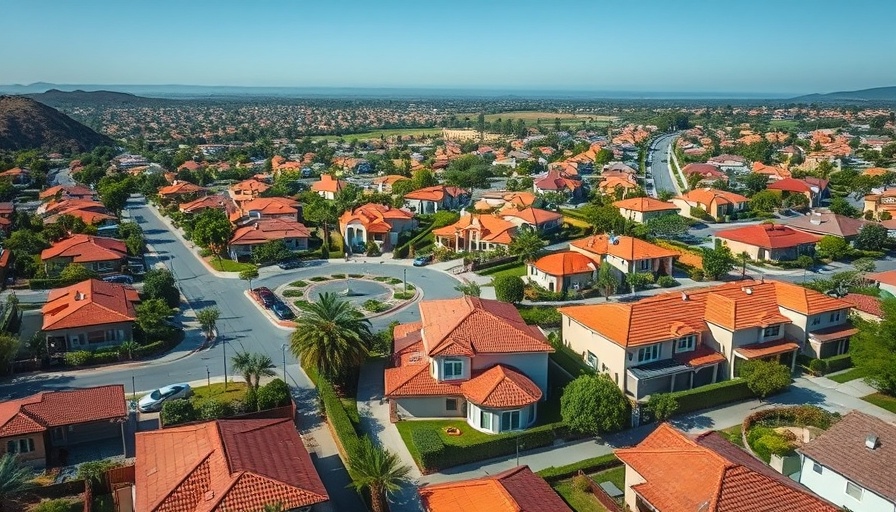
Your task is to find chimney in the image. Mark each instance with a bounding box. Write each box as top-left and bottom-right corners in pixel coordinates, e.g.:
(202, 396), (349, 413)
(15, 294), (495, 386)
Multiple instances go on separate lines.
(681, 292), (689, 301)
(865, 434), (879, 450)
(74, 291), (85, 301)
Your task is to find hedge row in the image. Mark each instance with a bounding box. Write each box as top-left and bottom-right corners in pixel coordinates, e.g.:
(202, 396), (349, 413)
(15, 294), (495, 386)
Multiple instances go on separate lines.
(315, 370), (363, 459)
(410, 423), (562, 473)
(29, 278), (79, 290)
(537, 453), (621, 482)
(803, 353), (853, 376)
(669, 379), (756, 414)
(476, 260), (523, 276)
(394, 220), (437, 259)
(825, 354), (852, 374)
(517, 306), (562, 327)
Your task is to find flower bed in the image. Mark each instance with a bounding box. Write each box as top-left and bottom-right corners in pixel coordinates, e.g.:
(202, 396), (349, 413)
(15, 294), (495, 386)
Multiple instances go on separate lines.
(741, 405), (839, 462)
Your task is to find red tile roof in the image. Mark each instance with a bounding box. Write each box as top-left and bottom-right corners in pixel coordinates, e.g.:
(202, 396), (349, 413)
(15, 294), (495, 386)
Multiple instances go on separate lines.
(734, 338), (801, 359)
(531, 251), (595, 276)
(179, 194), (237, 215)
(781, 212), (867, 238)
(158, 181), (208, 196)
(460, 365), (542, 408)
(339, 203), (415, 234)
(0, 385), (127, 438)
(838, 293), (883, 318)
(569, 234), (679, 263)
(42, 279), (139, 331)
(310, 174), (346, 194)
(432, 214), (517, 246)
(613, 197), (680, 213)
(135, 418), (328, 512)
(716, 223), (820, 249)
(40, 234), (127, 264)
(229, 218), (311, 245)
(867, 269), (896, 287)
(682, 163), (726, 179)
(229, 179), (270, 196)
(404, 185), (466, 202)
(499, 206), (562, 226)
(419, 465), (572, 512)
(678, 188), (749, 207)
(616, 424), (837, 512)
(419, 296), (553, 357)
(237, 196), (300, 219)
(39, 184), (94, 200)
(534, 169), (581, 192)
(767, 178), (815, 194)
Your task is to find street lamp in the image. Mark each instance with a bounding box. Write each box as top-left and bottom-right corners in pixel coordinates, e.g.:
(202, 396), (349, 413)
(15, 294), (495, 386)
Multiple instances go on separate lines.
(206, 365), (210, 389)
(222, 336), (228, 391)
(403, 268), (407, 294)
(281, 343), (287, 382)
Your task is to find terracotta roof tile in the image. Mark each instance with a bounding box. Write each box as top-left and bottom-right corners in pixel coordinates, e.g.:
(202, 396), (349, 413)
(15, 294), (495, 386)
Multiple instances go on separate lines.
(716, 223), (820, 249)
(404, 185), (466, 202)
(339, 203), (415, 234)
(41, 234), (127, 264)
(433, 214), (517, 246)
(311, 174), (346, 194)
(499, 206), (562, 226)
(734, 338), (801, 359)
(0, 385), (127, 437)
(678, 188), (749, 207)
(613, 197), (680, 213)
(158, 182), (207, 196)
(420, 465), (571, 512)
(460, 365), (542, 408)
(531, 251), (596, 276)
(780, 212), (868, 238)
(838, 293), (883, 317)
(569, 234), (679, 263)
(230, 218), (311, 245)
(42, 279), (138, 331)
(773, 281), (851, 315)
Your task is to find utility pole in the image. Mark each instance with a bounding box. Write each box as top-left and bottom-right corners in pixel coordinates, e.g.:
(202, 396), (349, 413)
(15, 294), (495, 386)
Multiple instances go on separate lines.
(281, 343), (287, 382)
(403, 268), (407, 294)
(206, 366), (210, 389)
(222, 337), (228, 391)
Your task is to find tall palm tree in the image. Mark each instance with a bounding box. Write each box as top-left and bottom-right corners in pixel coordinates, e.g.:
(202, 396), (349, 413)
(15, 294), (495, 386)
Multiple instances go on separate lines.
(231, 351), (254, 388)
(290, 292), (372, 383)
(231, 352), (277, 392)
(0, 453), (32, 511)
(349, 436), (411, 512)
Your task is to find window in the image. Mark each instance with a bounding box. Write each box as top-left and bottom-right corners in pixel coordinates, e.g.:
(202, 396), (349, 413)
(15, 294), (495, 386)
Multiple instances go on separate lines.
(763, 325), (780, 338)
(443, 359), (463, 380)
(87, 330), (106, 344)
(637, 344), (661, 363)
(586, 351), (598, 368)
(675, 335), (696, 353)
(501, 410), (521, 431)
(480, 410), (491, 430)
(445, 398), (458, 411)
(830, 312), (842, 323)
(811, 317), (820, 326)
(812, 462), (823, 474)
(845, 481), (863, 501)
(638, 259), (651, 271)
(6, 438), (35, 454)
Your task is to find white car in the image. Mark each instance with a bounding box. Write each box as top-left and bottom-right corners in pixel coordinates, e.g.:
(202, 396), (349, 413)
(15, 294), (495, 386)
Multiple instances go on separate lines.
(137, 383), (193, 412)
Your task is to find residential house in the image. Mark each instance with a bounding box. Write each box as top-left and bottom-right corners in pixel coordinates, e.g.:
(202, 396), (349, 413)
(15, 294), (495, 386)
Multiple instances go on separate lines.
(340, 203), (417, 252)
(39, 184), (95, 202)
(767, 177), (830, 207)
(569, 234), (678, 283)
(753, 162), (792, 181)
(799, 412), (896, 512)
(232, 196), (301, 225)
(682, 163), (728, 185)
(372, 174), (410, 193)
(715, 223), (820, 262)
(157, 181), (208, 203)
(672, 188), (749, 221)
(707, 154), (750, 174)
(0, 167), (32, 186)
(178, 193), (237, 217)
(780, 211), (868, 241)
(527, 251), (596, 294)
(614, 197), (680, 224)
(534, 169), (584, 200)
(499, 206), (563, 234)
(0, 202), (14, 234)
(419, 465), (572, 512)
(404, 185), (468, 213)
(558, 280), (853, 399)
(228, 178), (270, 203)
(838, 294), (884, 322)
(42, 279), (139, 353)
(475, 191), (537, 211)
(868, 269), (896, 299)
(384, 296), (553, 434)
(862, 189), (896, 221)
(615, 423), (838, 512)
(228, 218), (311, 260)
(311, 174), (346, 200)
(432, 213), (517, 253)
(134, 418), (328, 512)
(0, 386), (127, 469)
(40, 234), (128, 277)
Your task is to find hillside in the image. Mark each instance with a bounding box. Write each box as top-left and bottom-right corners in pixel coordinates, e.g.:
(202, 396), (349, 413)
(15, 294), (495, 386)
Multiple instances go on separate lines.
(25, 88), (176, 108)
(791, 86), (896, 104)
(0, 95), (114, 152)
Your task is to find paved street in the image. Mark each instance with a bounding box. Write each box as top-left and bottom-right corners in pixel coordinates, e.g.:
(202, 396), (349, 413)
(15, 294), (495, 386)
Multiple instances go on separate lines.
(647, 133), (680, 194)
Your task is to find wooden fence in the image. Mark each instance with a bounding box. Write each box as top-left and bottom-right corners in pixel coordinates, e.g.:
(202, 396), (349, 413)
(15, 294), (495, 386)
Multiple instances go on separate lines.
(579, 470), (623, 512)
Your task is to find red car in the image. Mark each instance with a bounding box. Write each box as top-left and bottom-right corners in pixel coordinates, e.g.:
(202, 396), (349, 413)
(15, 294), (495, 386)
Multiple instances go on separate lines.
(252, 287), (276, 308)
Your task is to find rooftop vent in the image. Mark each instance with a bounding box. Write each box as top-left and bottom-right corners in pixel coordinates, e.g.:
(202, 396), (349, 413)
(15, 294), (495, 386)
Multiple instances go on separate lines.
(866, 434), (879, 450)
(74, 292), (86, 301)
(742, 286), (753, 295)
(681, 292), (689, 301)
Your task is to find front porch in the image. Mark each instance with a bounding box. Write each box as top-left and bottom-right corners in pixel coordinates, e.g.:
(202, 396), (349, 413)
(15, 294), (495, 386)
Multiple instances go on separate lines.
(733, 338), (800, 376)
(435, 233), (507, 253)
(625, 347), (726, 400)
(805, 323), (858, 359)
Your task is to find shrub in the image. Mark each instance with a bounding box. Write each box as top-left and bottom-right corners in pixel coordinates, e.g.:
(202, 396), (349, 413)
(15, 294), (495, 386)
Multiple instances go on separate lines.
(808, 358), (828, 376)
(282, 289), (304, 298)
(689, 268), (705, 281)
(363, 299), (389, 313)
(825, 354), (852, 373)
(160, 399), (197, 426)
(411, 424), (561, 473)
(199, 399), (233, 420)
(244, 387), (258, 412)
(365, 241), (381, 256)
(572, 474), (592, 492)
(90, 351), (120, 364)
(493, 275), (525, 303)
(309, 276), (329, 282)
(289, 280), (308, 287)
(316, 376), (361, 458)
(656, 275), (680, 288)
(64, 350), (93, 367)
(741, 360), (791, 398)
(331, 273), (346, 279)
(257, 378), (292, 410)
(34, 499), (79, 512)
(517, 306), (561, 327)
(393, 292), (414, 300)
(536, 453), (621, 481)
(561, 374), (629, 435)
(669, 379), (755, 414)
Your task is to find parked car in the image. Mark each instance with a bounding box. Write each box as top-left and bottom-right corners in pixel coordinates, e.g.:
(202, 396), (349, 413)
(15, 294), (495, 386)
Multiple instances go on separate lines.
(137, 383), (193, 412)
(253, 287), (276, 308)
(413, 254), (433, 267)
(271, 301), (295, 320)
(277, 259), (302, 270)
(102, 274), (134, 284)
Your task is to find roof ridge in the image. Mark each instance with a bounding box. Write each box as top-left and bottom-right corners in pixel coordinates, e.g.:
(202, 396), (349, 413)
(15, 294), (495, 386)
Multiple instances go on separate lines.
(151, 451), (216, 512)
(203, 469), (244, 511)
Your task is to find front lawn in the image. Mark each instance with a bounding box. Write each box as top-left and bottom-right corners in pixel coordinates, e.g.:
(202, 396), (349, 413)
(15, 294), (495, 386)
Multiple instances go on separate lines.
(553, 479), (605, 512)
(720, 425), (744, 447)
(397, 419), (496, 463)
(488, 263), (527, 280)
(863, 392), (896, 413)
(591, 466), (625, 492)
(827, 367), (871, 384)
(207, 258), (257, 273)
(191, 382), (248, 409)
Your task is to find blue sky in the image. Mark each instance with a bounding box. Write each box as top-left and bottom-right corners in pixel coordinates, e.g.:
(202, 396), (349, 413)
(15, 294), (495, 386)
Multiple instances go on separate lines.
(2, 0), (894, 94)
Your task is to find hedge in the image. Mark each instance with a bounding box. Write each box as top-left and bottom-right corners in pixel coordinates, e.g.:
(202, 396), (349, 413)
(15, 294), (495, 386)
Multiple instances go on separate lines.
(517, 306), (562, 327)
(550, 346), (595, 377)
(477, 260), (523, 276)
(825, 354), (852, 374)
(537, 453), (621, 482)
(316, 371), (362, 459)
(410, 423), (562, 473)
(29, 278), (78, 290)
(669, 379), (755, 414)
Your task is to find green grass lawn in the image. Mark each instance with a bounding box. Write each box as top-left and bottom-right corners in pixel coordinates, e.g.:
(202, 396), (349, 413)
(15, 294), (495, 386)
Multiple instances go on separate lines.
(862, 392), (896, 413)
(827, 366), (870, 384)
(553, 479), (606, 512)
(341, 397), (361, 429)
(207, 258), (257, 273)
(551, 346), (596, 378)
(720, 425), (744, 447)
(770, 119), (799, 130)
(488, 263), (527, 280)
(191, 382), (248, 408)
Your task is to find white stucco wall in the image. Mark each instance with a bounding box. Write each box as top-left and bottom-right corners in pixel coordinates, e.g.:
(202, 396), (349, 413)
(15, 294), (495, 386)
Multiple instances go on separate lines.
(562, 315), (627, 389)
(395, 397), (464, 419)
(472, 353), (549, 396)
(799, 456), (895, 512)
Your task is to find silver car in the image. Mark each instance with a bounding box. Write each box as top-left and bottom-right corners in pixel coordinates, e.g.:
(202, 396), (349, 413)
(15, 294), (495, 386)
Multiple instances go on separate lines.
(137, 383), (193, 412)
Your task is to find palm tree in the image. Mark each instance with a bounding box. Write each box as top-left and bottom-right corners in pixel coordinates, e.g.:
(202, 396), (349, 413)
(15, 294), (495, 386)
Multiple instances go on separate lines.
(231, 352), (276, 392)
(290, 292), (372, 383)
(262, 503), (284, 512)
(349, 436), (411, 512)
(0, 453), (32, 510)
(231, 352), (254, 388)
(509, 228), (546, 263)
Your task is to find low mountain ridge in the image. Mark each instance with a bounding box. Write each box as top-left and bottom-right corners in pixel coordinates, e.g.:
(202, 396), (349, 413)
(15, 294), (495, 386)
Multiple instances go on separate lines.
(0, 95), (114, 153)
(25, 89), (176, 107)
(791, 86), (896, 103)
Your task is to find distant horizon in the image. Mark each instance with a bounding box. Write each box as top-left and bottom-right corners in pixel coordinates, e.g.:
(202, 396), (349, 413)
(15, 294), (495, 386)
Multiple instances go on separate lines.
(2, 0), (894, 94)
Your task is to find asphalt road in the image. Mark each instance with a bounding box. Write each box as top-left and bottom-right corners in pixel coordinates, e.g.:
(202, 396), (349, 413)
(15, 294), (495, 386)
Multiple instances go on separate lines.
(647, 133), (679, 195)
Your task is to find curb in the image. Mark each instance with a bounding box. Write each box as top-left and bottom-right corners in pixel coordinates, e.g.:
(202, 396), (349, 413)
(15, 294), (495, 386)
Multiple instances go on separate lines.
(243, 289), (296, 332)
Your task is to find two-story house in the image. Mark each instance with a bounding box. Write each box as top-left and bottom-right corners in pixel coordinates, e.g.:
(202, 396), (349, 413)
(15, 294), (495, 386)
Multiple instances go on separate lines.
(404, 185), (468, 213)
(40, 234), (128, 277)
(311, 174), (346, 200)
(568, 234), (678, 283)
(432, 213), (518, 254)
(672, 188), (749, 221)
(42, 279), (140, 353)
(559, 280), (853, 400)
(228, 218), (311, 260)
(613, 197), (680, 224)
(339, 203), (417, 253)
(384, 296), (553, 434)
(228, 178), (271, 203)
(231, 196), (301, 225)
(499, 206), (563, 234)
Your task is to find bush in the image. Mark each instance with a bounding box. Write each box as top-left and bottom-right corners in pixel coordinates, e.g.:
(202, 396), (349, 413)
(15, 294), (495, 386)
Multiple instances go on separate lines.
(669, 379), (755, 414)
(290, 280), (308, 287)
(825, 354), (852, 373)
(282, 289), (304, 298)
(317, 376), (361, 458)
(536, 453), (621, 481)
(493, 275), (525, 303)
(257, 378), (292, 410)
(689, 268), (705, 281)
(393, 292), (414, 300)
(309, 276), (329, 282)
(741, 360), (791, 398)
(561, 374), (629, 435)
(331, 273), (346, 279)
(160, 399), (197, 426)
(808, 358), (828, 376)
(33, 499), (79, 512)
(244, 387), (258, 412)
(64, 350), (93, 367)
(199, 399), (233, 420)
(517, 306), (561, 327)
(363, 299), (389, 313)
(477, 261), (524, 276)
(656, 275), (680, 288)
(572, 474), (592, 492)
